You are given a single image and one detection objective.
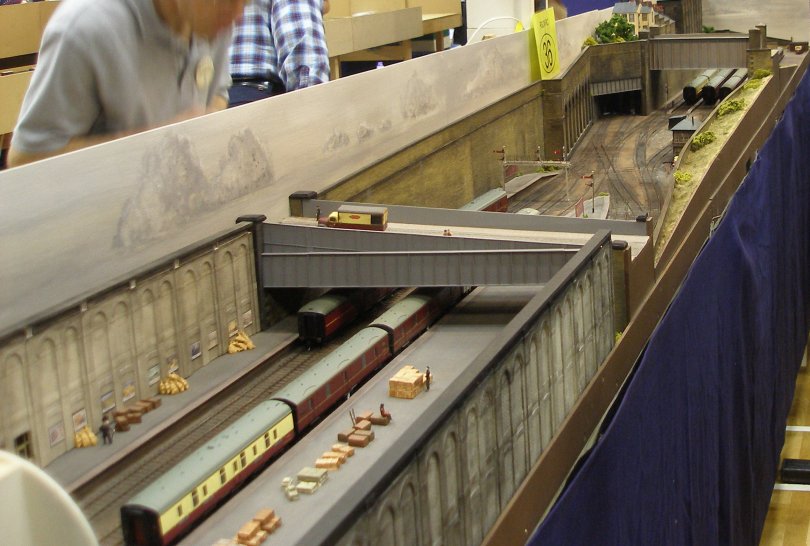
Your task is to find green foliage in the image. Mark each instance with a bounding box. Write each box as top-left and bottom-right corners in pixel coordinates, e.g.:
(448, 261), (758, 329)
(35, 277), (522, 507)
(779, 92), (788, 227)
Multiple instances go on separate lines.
(674, 170), (693, 185)
(582, 36), (598, 48)
(752, 68), (772, 79)
(743, 79), (763, 90)
(690, 131), (716, 152)
(594, 15), (637, 44)
(702, 25), (715, 33)
(718, 98), (745, 117)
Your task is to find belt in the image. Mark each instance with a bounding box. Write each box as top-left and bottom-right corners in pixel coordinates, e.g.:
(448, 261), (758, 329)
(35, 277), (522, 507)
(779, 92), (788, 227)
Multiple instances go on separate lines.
(232, 77), (285, 94)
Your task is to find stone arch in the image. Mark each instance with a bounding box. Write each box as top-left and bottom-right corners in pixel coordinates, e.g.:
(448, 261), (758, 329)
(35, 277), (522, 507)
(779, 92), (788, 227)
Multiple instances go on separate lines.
(551, 307), (566, 429)
(463, 407), (483, 545)
(1, 352), (30, 455)
(397, 482), (419, 546)
(157, 280), (178, 373)
(426, 452), (443, 545)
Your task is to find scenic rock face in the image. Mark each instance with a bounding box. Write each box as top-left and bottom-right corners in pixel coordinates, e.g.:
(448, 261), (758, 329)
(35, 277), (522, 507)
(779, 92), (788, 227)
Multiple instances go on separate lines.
(115, 131), (273, 249)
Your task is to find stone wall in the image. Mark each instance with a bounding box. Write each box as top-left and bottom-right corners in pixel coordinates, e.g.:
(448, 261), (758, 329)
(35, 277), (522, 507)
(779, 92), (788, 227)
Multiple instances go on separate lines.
(333, 241), (615, 546)
(0, 231), (259, 466)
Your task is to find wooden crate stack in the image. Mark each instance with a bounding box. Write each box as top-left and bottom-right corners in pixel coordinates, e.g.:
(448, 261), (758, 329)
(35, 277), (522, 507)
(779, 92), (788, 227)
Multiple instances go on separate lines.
(113, 397), (161, 432)
(388, 365), (425, 399)
(233, 508), (281, 546)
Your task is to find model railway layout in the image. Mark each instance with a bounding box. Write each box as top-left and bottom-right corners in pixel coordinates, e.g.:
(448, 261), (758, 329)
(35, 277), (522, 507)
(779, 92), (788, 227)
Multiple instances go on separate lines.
(74, 289), (411, 545)
(120, 287), (466, 545)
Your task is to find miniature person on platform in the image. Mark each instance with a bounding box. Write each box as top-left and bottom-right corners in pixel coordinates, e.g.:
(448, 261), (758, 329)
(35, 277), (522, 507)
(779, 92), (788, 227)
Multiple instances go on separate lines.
(100, 415), (114, 445)
(424, 367), (431, 391)
(379, 403), (391, 422)
(8, 0), (245, 167)
(228, 0), (331, 106)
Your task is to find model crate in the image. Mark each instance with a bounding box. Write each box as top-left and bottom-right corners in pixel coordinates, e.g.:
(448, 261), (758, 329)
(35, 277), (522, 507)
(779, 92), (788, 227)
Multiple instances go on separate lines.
(316, 457), (341, 470)
(388, 365), (424, 398)
(337, 427), (356, 442)
(348, 433), (370, 447)
(298, 466), (329, 485)
(332, 443), (355, 456)
(237, 520), (260, 542)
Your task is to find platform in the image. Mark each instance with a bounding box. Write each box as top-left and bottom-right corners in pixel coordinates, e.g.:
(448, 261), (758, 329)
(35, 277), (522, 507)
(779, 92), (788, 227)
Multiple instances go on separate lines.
(44, 318), (299, 493)
(183, 285), (542, 545)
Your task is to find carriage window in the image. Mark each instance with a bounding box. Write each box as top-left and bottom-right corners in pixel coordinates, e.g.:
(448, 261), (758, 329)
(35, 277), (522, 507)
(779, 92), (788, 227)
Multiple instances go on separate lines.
(202, 485), (208, 497)
(252, 445), (257, 456)
(273, 429), (278, 440)
(192, 489), (199, 507)
(220, 468), (227, 484)
(233, 461), (239, 472)
(240, 452), (247, 466)
(177, 505), (183, 517)
(264, 432), (271, 448)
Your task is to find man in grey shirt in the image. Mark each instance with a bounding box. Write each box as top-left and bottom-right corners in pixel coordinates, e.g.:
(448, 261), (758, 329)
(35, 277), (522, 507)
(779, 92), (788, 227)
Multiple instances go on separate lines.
(8, 0), (246, 167)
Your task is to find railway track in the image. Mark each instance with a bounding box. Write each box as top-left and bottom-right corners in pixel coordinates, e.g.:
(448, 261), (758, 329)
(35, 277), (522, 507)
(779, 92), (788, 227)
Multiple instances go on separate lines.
(512, 110), (673, 220)
(75, 291), (408, 545)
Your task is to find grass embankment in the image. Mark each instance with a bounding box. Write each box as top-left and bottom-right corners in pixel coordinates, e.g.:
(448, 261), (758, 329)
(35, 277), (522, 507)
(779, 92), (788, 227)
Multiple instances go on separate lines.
(655, 72), (771, 258)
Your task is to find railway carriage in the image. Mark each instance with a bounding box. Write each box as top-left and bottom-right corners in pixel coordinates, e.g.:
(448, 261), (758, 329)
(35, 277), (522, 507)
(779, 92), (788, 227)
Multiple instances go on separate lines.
(298, 291), (355, 345)
(122, 286), (467, 545)
(297, 288), (391, 346)
(371, 287), (465, 353)
(273, 327), (391, 431)
(460, 188), (509, 212)
(719, 68), (747, 101)
(683, 69), (718, 104)
(121, 401), (295, 545)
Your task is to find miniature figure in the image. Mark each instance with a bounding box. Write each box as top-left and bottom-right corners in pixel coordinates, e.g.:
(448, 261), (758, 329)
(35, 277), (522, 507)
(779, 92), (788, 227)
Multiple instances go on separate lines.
(379, 403), (391, 421)
(315, 206), (321, 222)
(424, 367), (431, 391)
(99, 415), (114, 445)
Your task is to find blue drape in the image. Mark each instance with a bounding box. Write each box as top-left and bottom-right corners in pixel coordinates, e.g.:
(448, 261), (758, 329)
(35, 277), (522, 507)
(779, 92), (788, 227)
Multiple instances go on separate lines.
(530, 68), (810, 546)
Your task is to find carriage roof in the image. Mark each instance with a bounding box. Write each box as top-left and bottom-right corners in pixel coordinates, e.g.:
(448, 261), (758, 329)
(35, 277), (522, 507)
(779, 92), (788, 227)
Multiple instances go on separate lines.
(126, 399), (292, 511)
(272, 327), (388, 405)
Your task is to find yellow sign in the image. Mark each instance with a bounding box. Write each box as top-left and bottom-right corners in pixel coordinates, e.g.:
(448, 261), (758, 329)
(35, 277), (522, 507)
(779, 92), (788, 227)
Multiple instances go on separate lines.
(529, 8), (560, 81)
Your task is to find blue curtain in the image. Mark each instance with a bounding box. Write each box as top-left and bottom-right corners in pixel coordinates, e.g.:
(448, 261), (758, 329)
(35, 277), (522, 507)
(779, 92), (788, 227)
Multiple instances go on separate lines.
(530, 68), (810, 546)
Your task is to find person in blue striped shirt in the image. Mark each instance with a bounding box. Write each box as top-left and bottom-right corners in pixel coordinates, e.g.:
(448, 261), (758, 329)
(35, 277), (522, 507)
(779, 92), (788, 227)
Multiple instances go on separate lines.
(228, 0), (330, 106)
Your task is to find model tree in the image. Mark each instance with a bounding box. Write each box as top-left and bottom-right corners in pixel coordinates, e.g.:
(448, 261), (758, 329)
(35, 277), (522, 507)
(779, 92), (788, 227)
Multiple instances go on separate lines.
(594, 15), (638, 44)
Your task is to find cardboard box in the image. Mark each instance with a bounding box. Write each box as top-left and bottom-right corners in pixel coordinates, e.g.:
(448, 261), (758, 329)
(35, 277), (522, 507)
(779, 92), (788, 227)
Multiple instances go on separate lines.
(0, 2), (60, 59)
(406, 0), (460, 14)
(325, 1), (423, 58)
(0, 70), (33, 134)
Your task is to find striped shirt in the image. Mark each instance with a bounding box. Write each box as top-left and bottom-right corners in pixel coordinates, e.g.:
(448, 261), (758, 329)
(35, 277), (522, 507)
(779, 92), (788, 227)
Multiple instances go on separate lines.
(229, 0), (329, 92)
